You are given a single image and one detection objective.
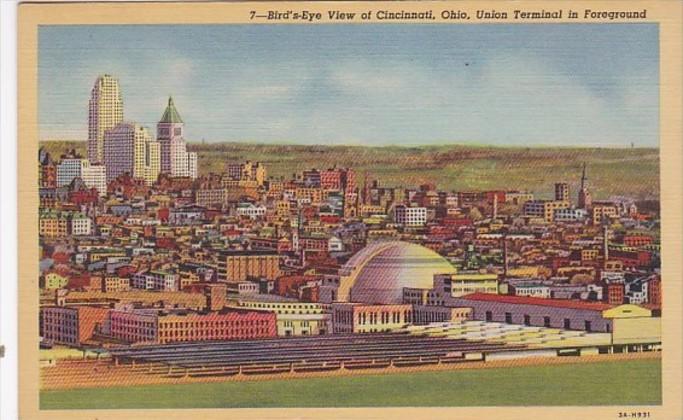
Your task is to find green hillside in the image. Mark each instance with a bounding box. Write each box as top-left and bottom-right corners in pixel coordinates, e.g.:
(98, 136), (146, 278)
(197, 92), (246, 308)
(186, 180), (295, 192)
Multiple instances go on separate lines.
(39, 141), (660, 200)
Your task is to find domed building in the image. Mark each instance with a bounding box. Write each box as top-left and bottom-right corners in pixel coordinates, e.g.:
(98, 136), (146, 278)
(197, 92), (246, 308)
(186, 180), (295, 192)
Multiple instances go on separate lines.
(337, 241), (457, 304)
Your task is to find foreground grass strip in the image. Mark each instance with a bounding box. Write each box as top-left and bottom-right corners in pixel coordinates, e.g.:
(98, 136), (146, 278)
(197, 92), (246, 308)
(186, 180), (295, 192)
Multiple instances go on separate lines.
(40, 359), (661, 409)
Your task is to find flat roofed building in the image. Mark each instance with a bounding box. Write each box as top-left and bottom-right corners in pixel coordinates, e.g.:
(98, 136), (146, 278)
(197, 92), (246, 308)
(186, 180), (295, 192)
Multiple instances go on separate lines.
(523, 200), (570, 223)
(412, 305), (473, 325)
(41, 306), (109, 346)
(56, 158), (88, 187)
(451, 293), (615, 332)
(511, 283), (551, 299)
(393, 205), (427, 226)
(108, 307), (277, 344)
(102, 276), (131, 292)
(603, 304), (660, 345)
(103, 122), (160, 185)
(331, 303), (473, 334)
(269, 312), (330, 337)
(217, 250), (281, 283)
(131, 270), (179, 291)
(88, 74), (123, 164)
(331, 303), (412, 334)
(592, 204), (619, 225)
(433, 272), (499, 299)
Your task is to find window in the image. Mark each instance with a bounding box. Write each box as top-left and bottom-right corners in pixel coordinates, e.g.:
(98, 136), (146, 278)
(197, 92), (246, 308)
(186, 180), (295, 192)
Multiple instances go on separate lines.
(523, 315), (531, 326)
(563, 318), (571, 329)
(485, 311), (493, 322)
(585, 321), (592, 332)
(606, 323), (611, 333)
(505, 312), (512, 324)
(544, 316), (551, 327)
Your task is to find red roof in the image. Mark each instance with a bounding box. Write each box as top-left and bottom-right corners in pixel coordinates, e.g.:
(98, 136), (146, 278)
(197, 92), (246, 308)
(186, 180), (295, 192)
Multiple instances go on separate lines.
(460, 293), (614, 312)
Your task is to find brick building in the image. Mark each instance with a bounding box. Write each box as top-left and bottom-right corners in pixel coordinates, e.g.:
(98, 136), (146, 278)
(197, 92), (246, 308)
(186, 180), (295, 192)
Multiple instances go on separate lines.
(41, 306), (109, 346)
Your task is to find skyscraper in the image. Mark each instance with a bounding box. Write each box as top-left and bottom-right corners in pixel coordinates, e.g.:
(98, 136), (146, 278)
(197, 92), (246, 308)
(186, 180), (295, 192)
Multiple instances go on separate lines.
(87, 75), (123, 164)
(157, 96), (197, 179)
(103, 122), (160, 185)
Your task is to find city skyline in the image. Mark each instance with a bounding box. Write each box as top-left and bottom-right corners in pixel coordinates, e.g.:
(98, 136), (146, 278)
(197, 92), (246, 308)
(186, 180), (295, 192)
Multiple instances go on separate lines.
(39, 24), (659, 147)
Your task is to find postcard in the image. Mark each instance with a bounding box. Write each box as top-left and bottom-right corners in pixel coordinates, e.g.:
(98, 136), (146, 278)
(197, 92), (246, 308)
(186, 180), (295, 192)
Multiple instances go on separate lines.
(16, 1), (683, 419)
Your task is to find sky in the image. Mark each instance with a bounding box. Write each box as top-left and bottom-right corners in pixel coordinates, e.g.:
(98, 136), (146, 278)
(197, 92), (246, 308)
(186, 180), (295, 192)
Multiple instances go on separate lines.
(39, 24), (659, 147)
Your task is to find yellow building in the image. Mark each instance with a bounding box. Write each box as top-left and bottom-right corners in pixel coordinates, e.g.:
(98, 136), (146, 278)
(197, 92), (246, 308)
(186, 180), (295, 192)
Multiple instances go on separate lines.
(231, 300), (331, 336)
(102, 276), (131, 292)
(179, 271), (201, 289)
(523, 200), (570, 222)
(103, 122), (160, 185)
(87, 74), (123, 164)
(275, 200), (291, 218)
(433, 272), (499, 297)
(506, 266), (546, 278)
(217, 250), (281, 283)
(89, 249), (127, 263)
(331, 303), (412, 334)
(295, 187), (322, 204)
(581, 249), (600, 262)
(592, 204), (619, 225)
(143, 139), (161, 186)
(331, 303), (467, 333)
(43, 272), (69, 290)
(39, 210), (69, 238)
(602, 304), (661, 345)
(359, 204), (386, 217)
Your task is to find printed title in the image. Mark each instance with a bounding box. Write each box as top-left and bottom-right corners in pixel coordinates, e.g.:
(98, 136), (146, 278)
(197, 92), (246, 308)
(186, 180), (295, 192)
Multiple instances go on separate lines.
(249, 9), (648, 22)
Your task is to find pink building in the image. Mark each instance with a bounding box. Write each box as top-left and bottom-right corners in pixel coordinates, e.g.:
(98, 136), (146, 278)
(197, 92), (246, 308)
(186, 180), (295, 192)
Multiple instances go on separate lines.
(108, 307), (277, 344)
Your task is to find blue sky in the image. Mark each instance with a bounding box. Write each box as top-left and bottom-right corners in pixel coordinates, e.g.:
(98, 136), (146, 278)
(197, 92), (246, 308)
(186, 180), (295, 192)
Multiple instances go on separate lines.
(39, 24), (659, 147)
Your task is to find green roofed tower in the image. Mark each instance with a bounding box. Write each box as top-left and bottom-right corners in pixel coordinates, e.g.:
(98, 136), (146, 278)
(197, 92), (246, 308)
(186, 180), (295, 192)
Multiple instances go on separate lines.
(156, 96), (197, 179)
(160, 96), (184, 124)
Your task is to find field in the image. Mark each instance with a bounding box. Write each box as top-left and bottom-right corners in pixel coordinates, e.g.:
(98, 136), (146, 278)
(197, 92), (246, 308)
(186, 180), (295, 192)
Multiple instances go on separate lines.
(40, 359), (661, 409)
(40, 141), (660, 200)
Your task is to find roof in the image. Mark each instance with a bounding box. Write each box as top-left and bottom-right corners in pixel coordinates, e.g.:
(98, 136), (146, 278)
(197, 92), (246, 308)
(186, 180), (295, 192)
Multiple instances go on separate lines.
(342, 241), (457, 304)
(460, 292), (614, 312)
(159, 96), (183, 124)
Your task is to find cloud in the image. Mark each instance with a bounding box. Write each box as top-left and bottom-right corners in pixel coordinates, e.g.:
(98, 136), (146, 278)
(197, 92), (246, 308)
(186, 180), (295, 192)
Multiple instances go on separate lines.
(39, 25), (658, 147)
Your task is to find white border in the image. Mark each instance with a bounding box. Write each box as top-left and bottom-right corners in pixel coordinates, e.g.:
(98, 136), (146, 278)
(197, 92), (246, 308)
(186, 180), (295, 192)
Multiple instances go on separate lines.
(1, 1), (19, 419)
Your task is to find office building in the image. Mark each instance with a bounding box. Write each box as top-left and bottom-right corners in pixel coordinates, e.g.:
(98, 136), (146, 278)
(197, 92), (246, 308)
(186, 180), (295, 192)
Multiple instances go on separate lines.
(41, 306), (109, 346)
(554, 182), (569, 202)
(87, 74), (123, 164)
(157, 96), (197, 179)
(217, 250), (282, 283)
(393, 205), (427, 226)
(103, 122), (160, 185)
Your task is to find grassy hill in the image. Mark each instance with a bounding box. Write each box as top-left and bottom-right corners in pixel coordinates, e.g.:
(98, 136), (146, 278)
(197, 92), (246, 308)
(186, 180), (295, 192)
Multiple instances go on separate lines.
(40, 141), (660, 200)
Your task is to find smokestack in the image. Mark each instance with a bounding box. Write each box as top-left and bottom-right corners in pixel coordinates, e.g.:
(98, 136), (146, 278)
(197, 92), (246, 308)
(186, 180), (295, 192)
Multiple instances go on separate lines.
(492, 194), (498, 220)
(603, 226), (609, 268)
(503, 236), (508, 278)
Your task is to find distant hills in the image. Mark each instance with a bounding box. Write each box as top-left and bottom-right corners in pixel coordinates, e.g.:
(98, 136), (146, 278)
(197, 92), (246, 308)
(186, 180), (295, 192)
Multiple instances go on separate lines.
(39, 140), (660, 200)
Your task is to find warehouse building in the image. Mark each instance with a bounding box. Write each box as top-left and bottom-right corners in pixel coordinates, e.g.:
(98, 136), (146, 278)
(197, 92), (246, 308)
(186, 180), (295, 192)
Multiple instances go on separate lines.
(450, 293), (660, 343)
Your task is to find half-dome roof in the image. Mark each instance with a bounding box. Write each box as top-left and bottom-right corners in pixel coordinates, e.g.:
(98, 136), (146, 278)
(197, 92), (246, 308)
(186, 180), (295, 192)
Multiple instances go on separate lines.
(341, 241), (457, 304)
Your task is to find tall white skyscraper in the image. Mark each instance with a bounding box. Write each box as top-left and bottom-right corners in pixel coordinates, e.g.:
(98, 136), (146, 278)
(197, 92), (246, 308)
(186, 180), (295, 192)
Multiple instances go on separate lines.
(87, 75), (123, 164)
(157, 96), (197, 179)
